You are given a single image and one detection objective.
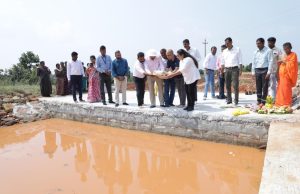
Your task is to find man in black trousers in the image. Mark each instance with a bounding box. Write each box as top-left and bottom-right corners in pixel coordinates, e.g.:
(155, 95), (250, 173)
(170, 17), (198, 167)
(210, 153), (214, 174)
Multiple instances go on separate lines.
(96, 45), (115, 105)
(67, 52), (85, 103)
(133, 52), (148, 106)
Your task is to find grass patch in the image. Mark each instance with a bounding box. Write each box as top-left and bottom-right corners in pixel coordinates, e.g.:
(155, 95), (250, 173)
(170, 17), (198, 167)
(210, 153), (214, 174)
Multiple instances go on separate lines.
(0, 84), (56, 96)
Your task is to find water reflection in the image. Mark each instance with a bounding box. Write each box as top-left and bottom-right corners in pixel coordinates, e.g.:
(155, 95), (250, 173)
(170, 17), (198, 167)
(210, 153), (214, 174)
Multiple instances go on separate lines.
(43, 131), (57, 159)
(0, 119), (264, 194)
(75, 141), (91, 182)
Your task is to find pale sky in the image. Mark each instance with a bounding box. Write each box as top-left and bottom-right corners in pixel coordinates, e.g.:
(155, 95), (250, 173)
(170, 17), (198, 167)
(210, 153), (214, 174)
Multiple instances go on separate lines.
(1, 0), (300, 71)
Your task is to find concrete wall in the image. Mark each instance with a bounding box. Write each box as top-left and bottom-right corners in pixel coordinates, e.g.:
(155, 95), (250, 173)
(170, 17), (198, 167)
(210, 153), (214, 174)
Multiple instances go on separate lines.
(259, 122), (300, 194)
(43, 101), (270, 147)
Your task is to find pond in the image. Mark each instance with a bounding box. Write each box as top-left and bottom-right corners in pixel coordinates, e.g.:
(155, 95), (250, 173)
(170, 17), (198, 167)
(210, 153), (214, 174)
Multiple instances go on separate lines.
(0, 119), (265, 194)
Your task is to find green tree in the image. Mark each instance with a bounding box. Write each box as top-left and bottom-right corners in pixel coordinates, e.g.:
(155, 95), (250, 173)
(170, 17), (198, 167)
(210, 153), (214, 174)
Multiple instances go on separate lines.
(19, 51), (40, 69)
(8, 51), (40, 84)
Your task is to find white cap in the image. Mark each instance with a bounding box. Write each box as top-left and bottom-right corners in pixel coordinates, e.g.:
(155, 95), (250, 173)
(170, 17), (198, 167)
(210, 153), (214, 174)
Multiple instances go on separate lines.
(147, 49), (158, 57)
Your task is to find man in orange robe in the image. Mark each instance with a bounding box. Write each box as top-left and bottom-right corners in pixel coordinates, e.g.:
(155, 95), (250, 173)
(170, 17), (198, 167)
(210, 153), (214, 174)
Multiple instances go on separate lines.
(275, 42), (298, 106)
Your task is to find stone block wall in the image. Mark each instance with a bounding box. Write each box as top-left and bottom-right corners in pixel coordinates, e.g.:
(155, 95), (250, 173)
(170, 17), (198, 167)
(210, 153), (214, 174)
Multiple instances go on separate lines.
(43, 101), (270, 147)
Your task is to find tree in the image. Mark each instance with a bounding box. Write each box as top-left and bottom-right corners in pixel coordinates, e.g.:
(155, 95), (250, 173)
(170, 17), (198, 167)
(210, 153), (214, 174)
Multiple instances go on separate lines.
(7, 51), (40, 84)
(19, 51), (40, 69)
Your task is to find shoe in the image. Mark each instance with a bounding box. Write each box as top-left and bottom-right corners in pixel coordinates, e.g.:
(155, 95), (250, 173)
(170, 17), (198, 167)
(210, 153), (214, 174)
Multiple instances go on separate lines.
(203, 97), (207, 100)
(164, 105), (170, 107)
(123, 102), (129, 105)
(79, 99), (85, 102)
(74, 100), (78, 103)
(186, 107), (194, 111)
(109, 101), (115, 104)
(227, 102), (232, 105)
(170, 104), (175, 106)
(115, 103), (119, 107)
(183, 106), (188, 110)
(150, 105), (156, 108)
(234, 102), (238, 106)
(102, 101), (107, 105)
(212, 96), (216, 99)
(160, 105), (166, 107)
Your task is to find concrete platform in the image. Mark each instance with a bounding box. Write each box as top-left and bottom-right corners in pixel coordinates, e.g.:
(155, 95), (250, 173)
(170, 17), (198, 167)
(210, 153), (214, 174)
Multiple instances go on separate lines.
(40, 91), (299, 122)
(259, 122), (300, 194)
(39, 91), (300, 147)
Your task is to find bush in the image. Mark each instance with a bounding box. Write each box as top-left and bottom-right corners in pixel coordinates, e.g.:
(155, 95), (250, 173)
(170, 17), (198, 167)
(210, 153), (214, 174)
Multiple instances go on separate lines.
(243, 63), (252, 72)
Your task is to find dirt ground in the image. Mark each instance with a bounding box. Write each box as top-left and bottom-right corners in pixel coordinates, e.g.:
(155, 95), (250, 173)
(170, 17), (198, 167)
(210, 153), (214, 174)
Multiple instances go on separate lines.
(127, 72), (256, 94)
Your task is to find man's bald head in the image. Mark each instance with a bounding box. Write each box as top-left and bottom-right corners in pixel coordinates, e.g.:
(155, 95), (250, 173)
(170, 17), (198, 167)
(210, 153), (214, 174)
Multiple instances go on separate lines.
(166, 49), (175, 60)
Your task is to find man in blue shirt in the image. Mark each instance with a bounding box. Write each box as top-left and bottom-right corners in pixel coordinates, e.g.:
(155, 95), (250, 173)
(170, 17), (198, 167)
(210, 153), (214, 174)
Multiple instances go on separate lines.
(112, 50), (129, 107)
(96, 45), (114, 105)
(252, 38), (273, 104)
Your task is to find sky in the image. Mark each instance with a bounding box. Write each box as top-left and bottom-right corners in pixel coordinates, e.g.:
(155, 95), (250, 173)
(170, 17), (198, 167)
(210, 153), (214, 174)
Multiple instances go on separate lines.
(1, 0), (300, 71)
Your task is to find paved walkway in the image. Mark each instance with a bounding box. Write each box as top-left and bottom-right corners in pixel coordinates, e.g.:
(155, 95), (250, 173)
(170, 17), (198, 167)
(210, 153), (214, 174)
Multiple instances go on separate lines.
(259, 122), (300, 194)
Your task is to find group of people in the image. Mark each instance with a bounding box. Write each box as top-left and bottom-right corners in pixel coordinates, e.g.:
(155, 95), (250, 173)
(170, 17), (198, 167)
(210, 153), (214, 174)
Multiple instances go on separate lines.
(251, 37), (298, 107)
(37, 37), (298, 111)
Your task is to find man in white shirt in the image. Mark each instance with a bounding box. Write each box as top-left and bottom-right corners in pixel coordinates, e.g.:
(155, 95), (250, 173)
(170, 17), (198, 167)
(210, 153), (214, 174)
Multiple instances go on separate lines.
(267, 37), (282, 101)
(252, 38), (273, 104)
(67, 51), (85, 103)
(221, 37), (243, 105)
(203, 46), (218, 100)
(133, 52), (148, 106)
(183, 39), (201, 102)
(145, 49), (165, 108)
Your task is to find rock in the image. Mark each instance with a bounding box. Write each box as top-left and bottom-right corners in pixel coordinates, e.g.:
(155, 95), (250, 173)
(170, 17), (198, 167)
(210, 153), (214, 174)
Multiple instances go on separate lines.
(13, 106), (28, 118)
(19, 98), (27, 103)
(5, 120), (17, 126)
(12, 96), (20, 100)
(1, 117), (18, 126)
(2, 117), (15, 122)
(0, 110), (6, 117)
(24, 92), (32, 97)
(12, 96), (25, 103)
(2, 98), (13, 103)
(28, 95), (39, 102)
(2, 103), (15, 113)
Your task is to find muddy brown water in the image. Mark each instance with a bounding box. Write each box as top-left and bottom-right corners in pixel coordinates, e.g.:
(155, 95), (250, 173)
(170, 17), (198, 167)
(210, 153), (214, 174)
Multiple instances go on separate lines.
(0, 119), (265, 194)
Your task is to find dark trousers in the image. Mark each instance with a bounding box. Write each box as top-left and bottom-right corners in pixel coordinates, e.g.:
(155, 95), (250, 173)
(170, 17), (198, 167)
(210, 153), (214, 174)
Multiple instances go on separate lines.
(255, 68), (269, 104)
(194, 84), (198, 101)
(218, 73), (225, 98)
(100, 73), (113, 102)
(134, 77), (146, 106)
(225, 67), (239, 104)
(175, 77), (186, 105)
(70, 75), (83, 101)
(164, 79), (176, 106)
(185, 80), (198, 108)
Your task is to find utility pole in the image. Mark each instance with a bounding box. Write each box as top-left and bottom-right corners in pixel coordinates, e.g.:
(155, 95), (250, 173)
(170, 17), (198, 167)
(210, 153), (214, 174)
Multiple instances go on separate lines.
(202, 38), (208, 57)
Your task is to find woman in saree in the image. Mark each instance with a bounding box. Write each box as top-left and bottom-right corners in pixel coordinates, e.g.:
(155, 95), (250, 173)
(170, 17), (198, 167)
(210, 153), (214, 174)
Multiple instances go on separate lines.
(54, 63), (65, 95)
(86, 56), (101, 103)
(275, 42), (298, 107)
